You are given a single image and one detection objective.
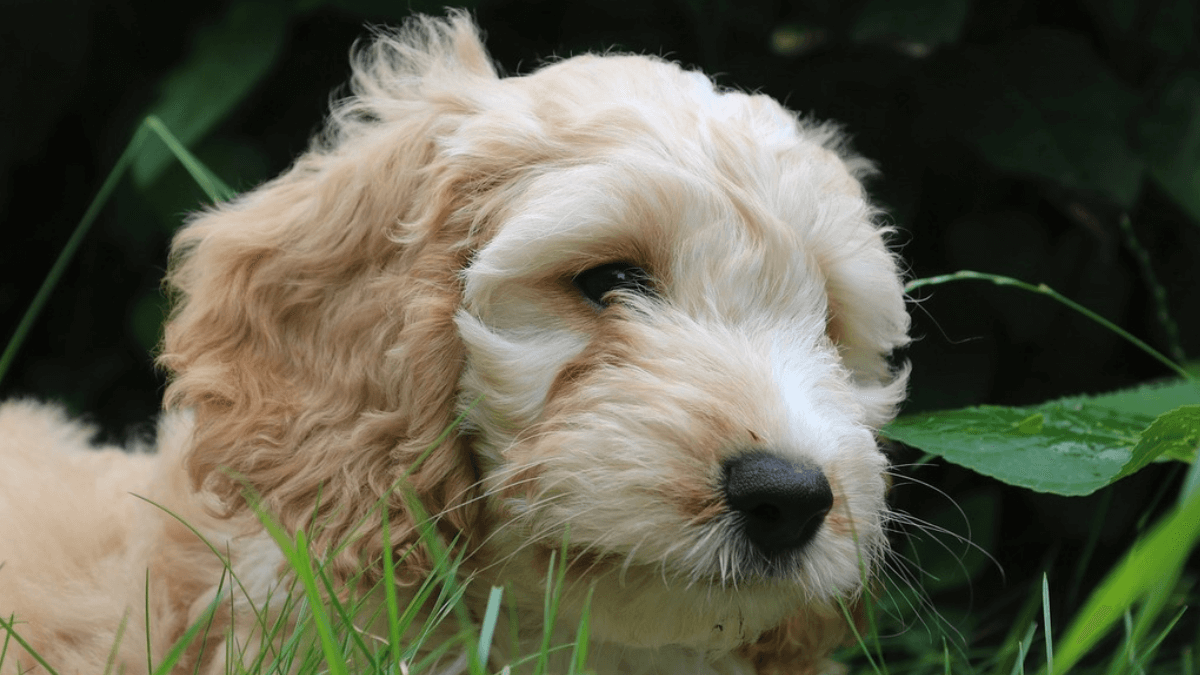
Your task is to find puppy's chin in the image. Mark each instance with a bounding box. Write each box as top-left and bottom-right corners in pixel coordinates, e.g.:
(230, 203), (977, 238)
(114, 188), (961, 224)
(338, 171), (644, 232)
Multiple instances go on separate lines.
(470, 532), (853, 653)
(575, 574), (808, 652)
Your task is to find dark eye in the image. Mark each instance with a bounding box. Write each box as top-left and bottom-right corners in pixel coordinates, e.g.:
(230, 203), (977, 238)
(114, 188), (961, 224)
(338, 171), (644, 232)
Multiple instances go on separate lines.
(573, 262), (655, 307)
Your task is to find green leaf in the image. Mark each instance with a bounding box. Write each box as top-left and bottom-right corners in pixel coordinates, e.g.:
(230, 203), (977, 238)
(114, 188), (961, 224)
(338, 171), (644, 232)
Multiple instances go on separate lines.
(882, 382), (1200, 495)
(884, 403), (1147, 495)
(1017, 412), (1045, 435)
(1085, 379), (1200, 418)
(132, 0), (288, 188)
(928, 30), (1143, 205)
(1119, 405), (1200, 474)
(852, 0), (969, 46)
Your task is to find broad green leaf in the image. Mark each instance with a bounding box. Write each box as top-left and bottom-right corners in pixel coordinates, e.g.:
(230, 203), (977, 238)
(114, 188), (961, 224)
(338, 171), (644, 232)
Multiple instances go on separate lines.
(852, 0), (969, 46)
(132, 0), (288, 188)
(928, 30), (1143, 205)
(883, 382), (1200, 495)
(883, 403), (1149, 495)
(1118, 405), (1200, 474)
(1084, 378), (1200, 418)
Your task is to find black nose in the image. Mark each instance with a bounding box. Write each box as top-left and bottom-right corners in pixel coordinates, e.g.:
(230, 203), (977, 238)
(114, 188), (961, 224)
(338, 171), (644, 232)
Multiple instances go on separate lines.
(722, 452), (833, 557)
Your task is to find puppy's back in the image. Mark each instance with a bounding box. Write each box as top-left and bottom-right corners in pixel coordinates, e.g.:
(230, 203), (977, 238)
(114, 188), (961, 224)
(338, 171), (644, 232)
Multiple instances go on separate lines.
(0, 401), (157, 673)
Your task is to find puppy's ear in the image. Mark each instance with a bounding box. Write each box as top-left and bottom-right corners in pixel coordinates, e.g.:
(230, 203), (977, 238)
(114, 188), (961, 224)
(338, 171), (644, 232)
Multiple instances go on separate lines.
(737, 600), (862, 675)
(159, 12), (495, 579)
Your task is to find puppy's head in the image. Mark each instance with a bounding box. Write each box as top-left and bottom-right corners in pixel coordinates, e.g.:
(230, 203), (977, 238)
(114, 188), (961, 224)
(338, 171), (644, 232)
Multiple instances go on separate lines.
(160, 10), (908, 664)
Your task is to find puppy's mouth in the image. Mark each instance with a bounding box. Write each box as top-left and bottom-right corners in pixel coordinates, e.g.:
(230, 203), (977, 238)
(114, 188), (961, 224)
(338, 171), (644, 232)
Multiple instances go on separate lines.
(699, 512), (831, 585)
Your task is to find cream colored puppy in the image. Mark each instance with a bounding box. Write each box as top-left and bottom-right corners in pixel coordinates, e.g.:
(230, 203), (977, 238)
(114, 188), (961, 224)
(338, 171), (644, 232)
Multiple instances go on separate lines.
(0, 12), (908, 675)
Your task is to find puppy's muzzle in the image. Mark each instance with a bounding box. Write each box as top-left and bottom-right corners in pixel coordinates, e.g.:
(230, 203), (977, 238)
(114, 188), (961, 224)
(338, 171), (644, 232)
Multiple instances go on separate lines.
(722, 452), (833, 558)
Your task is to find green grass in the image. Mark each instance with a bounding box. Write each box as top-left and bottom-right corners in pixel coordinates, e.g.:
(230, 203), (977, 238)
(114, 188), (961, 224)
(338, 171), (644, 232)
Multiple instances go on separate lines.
(3, 487), (1194, 674)
(2, 116), (1198, 675)
(0, 483), (593, 675)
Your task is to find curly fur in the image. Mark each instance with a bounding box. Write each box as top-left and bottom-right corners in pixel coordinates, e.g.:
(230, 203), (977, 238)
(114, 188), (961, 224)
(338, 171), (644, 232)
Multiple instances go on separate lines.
(0, 12), (908, 675)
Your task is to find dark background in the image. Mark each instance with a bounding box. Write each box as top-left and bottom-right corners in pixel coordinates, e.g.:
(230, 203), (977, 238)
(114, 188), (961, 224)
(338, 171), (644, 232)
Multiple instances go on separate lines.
(3, 0), (1199, 668)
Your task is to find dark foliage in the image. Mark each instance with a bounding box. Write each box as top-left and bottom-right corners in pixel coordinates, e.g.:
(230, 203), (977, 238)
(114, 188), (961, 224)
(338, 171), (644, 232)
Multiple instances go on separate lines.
(3, 0), (1198, 668)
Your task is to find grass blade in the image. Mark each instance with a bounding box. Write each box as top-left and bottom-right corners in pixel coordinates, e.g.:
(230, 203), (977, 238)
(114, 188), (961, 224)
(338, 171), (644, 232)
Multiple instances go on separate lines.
(476, 586), (504, 669)
(0, 123), (148, 387)
(837, 594), (884, 675)
(145, 569), (154, 675)
(1049, 489), (1200, 673)
(144, 116), (235, 203)
(993, 579), (1045, 675)
(380, 508), (403, 669)
(1043, 574), (1054, 674)
(258, 513), (348, 675)
(0, 114), (234, 389)
(0, 614), (62, 675)
(290, 529), (347, 675)
(568, 587), (593, 675)
(150, 582), (226, 675)
(1131, 605), (1188, 672)
(1009, 621), (1038, 675)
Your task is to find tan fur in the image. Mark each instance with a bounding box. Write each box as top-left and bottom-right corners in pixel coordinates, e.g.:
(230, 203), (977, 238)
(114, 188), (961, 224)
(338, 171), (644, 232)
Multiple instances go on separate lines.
(0, 12), (908, 675)
(737, 600), (865, 675)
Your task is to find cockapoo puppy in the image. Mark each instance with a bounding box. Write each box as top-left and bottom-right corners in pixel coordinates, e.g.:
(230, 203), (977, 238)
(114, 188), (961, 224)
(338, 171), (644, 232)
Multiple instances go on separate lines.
(0, 12), (909, 675)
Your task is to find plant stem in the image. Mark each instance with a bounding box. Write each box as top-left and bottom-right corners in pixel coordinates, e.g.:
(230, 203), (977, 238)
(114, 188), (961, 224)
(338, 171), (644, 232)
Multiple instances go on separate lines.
(0, 124), (149, 387)
(1117, 214), (1185, 363)
(905, 270), (1191, 381)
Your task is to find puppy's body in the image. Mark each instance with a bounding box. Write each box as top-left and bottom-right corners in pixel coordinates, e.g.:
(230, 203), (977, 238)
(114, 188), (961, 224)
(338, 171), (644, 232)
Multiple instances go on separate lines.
(0, 13), (908, 675)
(0, 404), (274, 674)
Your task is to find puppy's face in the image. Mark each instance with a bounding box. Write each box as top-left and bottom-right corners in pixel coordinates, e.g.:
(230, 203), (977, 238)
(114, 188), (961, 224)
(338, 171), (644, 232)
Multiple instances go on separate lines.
(161, 17), (908, 658)
(451, 55), (908, 650)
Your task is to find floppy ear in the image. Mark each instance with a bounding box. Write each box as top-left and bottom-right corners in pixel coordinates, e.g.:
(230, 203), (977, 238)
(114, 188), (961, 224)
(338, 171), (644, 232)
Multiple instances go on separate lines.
(736, 600), (864, 675)
(159, 12), (497, 581)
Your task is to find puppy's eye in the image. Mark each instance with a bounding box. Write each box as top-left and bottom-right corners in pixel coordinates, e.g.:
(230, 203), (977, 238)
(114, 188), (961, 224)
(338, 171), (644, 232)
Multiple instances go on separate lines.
(573, 262), (655, 307)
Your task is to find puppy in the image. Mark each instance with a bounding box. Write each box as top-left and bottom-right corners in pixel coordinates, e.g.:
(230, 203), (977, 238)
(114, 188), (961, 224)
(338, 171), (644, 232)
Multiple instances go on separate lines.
(0, 12), (909, 675)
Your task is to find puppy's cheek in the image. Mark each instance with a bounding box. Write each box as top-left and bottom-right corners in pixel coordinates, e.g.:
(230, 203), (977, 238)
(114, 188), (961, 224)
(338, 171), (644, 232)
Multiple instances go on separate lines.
(823, 453), (888, 540)
(817, 438), (890, 580)
(453, 311), (589, 445)
(485, 360), (743, 559)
